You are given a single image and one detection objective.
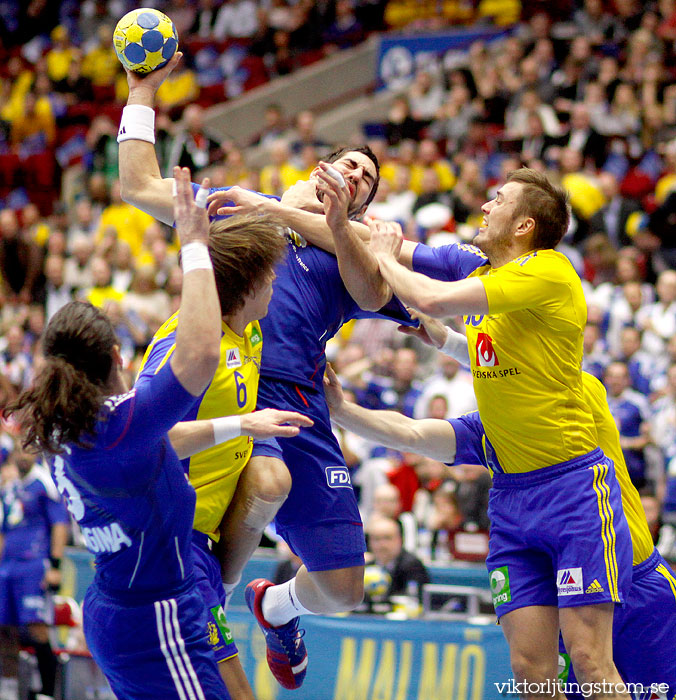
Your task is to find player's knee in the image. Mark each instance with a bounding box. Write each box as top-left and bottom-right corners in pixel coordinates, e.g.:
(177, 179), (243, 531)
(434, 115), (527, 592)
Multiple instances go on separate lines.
(247, 457), (291, 502)
(324, 573), (364, 611)
(509, 647), (552, 683)
(567, 646), (609, 682)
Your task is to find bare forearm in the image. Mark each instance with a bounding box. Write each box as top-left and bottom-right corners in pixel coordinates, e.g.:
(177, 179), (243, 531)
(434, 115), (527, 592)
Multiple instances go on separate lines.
(267, 202), (370, 254)
(332, 400), (456, 463)
(119, 86), (174, 224)
(377, 255), (488, 317)
(169, 420), (216, 459)
(50, 523), (69, 560)
(332, 222), (392, 310)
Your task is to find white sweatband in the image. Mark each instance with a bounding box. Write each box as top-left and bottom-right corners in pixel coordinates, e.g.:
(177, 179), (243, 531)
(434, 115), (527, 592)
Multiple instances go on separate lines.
(117, 104), (156, 144)
(195, 186), (209, 209)
(212, 416), (242, 445)
(440, 326), (470, 365)
(181, 242), (212, 273)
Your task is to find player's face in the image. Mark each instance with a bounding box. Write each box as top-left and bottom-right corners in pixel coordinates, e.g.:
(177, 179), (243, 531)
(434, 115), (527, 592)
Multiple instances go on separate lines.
(315, 152), (377, 216)
(242, 271), (276, 322)
(474, 181), (523, 258)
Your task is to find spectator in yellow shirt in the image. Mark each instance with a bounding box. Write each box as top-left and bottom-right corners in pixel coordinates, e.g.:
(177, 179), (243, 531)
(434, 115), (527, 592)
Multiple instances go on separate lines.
(96, 180), (155, 259)
(82, 256), (125, 308)
(259, 139), (303, 196)
(46, 25), (78, 83)
(10, 90), (55, 148)
(82, 25), (121, 88)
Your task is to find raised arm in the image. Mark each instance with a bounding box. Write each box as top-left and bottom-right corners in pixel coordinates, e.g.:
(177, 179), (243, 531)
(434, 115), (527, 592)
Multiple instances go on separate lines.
(118, 55), (182, 224)
(169, 409), (313, 459)
(169, 168), (221, 396)
(370, 222), (488, 317)
(318, 162), (392, 310)
(324, 364), (456, 463)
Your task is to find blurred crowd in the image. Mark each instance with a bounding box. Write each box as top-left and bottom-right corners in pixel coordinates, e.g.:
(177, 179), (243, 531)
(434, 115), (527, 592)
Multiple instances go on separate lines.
(2, 0), (676, 619)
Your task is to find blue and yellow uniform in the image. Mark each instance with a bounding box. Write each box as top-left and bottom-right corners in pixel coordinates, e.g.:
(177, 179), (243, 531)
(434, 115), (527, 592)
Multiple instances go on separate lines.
(449, 374), (676, 693)
(137, 313), (262, 663)
(561, 375), (676, 696)
(50, 363), (230, 700)
(413, 243), (632, 610)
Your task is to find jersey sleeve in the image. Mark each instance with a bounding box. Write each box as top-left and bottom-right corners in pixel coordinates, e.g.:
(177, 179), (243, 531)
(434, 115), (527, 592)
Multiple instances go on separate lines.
(480, 255), (571, 315)
(101, 362), (197, 452)
(364, 293), (419, 327)
(135, 333), (176, 387)
(46, 493), (69, 527)
(412, 242), (487, 282)
(447, 412), (488, 468)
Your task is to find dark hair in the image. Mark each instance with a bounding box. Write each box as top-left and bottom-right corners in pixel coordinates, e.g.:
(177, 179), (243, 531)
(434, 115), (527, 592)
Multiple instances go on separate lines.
(506, 168), (570, 249)
(6, 302), (118, 453)
(325, 145), (380, 210)
(208, 213), (288, 317)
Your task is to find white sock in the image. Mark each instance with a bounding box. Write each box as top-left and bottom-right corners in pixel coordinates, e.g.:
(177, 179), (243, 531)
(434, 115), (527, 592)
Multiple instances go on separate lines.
(223, 575), (241, 612)
(261, 578), (315, 627)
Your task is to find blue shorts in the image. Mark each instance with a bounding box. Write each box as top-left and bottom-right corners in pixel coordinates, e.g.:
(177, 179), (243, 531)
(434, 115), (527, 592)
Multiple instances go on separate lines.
(192, 531), (238, 663)
(255, 377), (366, 572)
(561, 549), (676, 696)
(83, 578), (230, 700)
(486, 449), (632, 617)
(0, 558), (52, 626)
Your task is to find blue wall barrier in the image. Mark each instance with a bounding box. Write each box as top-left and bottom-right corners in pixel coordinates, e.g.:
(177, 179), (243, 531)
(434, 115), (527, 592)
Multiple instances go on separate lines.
(228, 609), (513, 700)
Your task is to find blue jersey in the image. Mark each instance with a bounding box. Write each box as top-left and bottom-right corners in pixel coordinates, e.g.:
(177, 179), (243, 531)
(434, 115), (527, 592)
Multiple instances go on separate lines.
(196, 185), (416, 390)
(0, 464), (68, 561)
(411, 241), (488, 282)
(50, 363), (199, 597)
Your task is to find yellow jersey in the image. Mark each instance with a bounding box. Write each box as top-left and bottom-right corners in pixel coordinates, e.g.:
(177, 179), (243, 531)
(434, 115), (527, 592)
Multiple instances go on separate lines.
(583, 373), (654, 566)
(137, 313), (263, 540)
(466, 249), (597, 472)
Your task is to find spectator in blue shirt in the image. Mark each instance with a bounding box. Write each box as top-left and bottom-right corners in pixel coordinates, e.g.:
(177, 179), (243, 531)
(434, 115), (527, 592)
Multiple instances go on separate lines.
(604, 361), (651, 489)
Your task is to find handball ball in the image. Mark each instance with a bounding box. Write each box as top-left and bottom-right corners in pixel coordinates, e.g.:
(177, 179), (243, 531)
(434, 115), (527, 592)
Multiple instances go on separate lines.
(113, 8), (178, 74)
(363, 565), (391, 601)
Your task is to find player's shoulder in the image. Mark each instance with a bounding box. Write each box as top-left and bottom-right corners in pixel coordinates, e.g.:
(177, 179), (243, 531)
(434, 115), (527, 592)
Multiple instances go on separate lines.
(455, 242), (488, 260)
(509, 249), (577, 279)
(153, 312), (180, 340)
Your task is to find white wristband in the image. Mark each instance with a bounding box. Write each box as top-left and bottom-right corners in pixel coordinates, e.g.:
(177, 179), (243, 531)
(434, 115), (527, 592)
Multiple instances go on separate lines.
(212, 416), (242, 445)
(440, 327), (470, 365)
(181, 242), (212, 273)
(117, 104), (156, 144)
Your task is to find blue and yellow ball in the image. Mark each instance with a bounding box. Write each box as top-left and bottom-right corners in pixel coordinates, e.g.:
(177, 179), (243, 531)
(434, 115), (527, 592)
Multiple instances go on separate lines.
(113, 8), (178, 74)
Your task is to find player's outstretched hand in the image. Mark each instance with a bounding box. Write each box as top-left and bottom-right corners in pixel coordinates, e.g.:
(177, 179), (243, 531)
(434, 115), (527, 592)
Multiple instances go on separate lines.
(316, 161), (350, 233)
(241, 409), (313, 439)
(398, 308), (448, 349)
(125, 51), (182, 94)
(281, 179), (324, 213)
(206, 186), (272, 218)
(174, 167), (210, 246)
(368, 216), (403, 260)
(323, 363), (344, 413)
